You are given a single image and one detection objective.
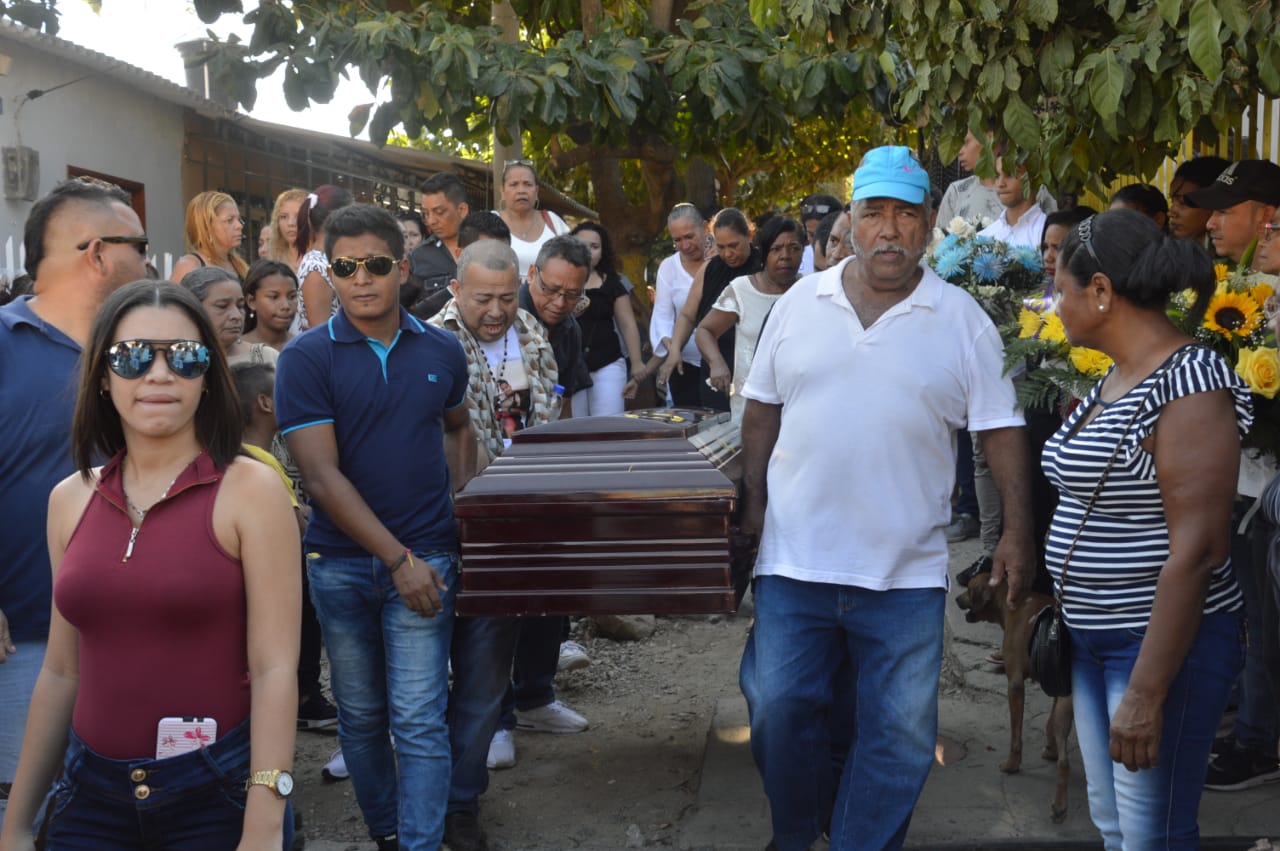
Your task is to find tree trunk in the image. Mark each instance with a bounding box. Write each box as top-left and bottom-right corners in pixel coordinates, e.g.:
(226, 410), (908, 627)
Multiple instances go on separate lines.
(491, 0), (521, 207)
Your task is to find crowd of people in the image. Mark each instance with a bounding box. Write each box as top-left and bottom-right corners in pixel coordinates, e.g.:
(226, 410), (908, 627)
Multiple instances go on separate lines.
(0, 132), (1278, 851)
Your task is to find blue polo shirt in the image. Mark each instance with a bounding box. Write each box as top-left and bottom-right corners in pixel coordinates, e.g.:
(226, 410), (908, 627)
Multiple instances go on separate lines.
(275, 307), (469, 557)
(0, 297), (82, 642)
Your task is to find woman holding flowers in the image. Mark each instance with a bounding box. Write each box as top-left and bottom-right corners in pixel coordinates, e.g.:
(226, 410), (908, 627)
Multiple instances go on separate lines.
(1042, 209), (1250, 850)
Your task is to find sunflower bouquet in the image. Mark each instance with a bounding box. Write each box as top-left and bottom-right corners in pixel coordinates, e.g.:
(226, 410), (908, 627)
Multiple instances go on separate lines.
(927, 223), (1044, 326)
(1169, 261), (1280, 458)
(1003, 296), (1114, 412)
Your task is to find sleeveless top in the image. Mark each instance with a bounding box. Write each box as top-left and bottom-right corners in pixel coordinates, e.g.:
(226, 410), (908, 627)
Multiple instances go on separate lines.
(297, 248), (338, 330)
(1041, 346), (1251, 630)
(698, 247), (763, 379)
(712, 274), (783, 423)
(54, 450), (249, 758)
(578, 272), (629, 372)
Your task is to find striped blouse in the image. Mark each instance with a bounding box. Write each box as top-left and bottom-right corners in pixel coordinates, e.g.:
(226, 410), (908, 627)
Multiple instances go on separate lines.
(1041, 345), (1252, 630)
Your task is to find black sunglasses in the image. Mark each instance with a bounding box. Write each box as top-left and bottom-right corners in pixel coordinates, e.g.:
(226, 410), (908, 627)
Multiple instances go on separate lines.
(330, 255), (397, 279)
(106, 339), (211, 380)
(77, 235), (150, 256)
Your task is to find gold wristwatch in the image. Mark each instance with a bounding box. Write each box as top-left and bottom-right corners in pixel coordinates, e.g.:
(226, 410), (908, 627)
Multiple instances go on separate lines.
(245, 769), (295, 799)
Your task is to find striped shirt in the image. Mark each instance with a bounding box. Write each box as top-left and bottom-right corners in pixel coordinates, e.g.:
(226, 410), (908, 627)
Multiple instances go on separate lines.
(1042, 345), (1251, 630)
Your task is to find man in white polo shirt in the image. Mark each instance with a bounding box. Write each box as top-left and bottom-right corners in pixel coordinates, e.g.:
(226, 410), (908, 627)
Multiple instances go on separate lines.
(738, 146), (1034, 851)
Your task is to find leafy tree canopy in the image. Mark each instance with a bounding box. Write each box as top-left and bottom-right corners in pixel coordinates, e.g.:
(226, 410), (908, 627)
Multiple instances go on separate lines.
(772, 0), (1280, 193)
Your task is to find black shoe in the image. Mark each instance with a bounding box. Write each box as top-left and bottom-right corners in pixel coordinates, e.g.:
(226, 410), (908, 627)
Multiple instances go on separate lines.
(444, 811), (489, 851)
(373, 833), (398, 851)
(298, 691), (339, 730)
(956, 555), (993, 588)
(1204, 744), (1280, 791)
(1211, 733), (1236, 758)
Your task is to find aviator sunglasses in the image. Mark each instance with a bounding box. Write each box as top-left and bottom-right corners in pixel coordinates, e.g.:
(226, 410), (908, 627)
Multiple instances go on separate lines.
(330, 255), (397, 278)
(106, 339), (212, 380)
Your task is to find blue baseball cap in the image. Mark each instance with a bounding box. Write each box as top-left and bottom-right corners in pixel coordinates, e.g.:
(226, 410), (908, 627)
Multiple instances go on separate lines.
(851, 146), (930, 204)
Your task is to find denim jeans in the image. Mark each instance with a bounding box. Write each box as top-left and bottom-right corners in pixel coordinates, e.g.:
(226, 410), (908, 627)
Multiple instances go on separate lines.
(307, 550), (457, 851)
(448, 615), (519, 815)
(741, 575), (945, 851)
(1070, 609), (1244, 851)
(0, 639), (45, 812)
(40, 719), (292, 850)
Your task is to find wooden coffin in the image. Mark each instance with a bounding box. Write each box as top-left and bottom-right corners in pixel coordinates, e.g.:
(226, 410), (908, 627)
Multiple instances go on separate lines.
(455, 409), (743, 616)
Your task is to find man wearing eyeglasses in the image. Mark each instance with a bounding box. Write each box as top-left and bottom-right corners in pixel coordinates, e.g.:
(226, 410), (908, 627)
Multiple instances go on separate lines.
(0, 178), (147, 811)
(520, 235), (593, 417)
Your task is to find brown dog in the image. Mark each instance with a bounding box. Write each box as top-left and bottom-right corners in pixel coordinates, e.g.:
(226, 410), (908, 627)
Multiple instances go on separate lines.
(956, 571), (1074, 822)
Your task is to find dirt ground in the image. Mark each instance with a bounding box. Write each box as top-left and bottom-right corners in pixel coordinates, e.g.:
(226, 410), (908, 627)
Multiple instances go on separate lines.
(292, 610), (753, 850)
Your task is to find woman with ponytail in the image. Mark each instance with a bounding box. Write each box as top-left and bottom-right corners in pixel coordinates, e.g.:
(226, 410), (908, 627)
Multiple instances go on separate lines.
(294, 185), (354, 330)
(1041, 208), (1250, 849)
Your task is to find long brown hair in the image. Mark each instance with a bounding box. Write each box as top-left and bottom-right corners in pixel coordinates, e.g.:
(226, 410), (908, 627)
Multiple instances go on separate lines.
(184, 191), (249, 280)
(72, 281), (243, 476)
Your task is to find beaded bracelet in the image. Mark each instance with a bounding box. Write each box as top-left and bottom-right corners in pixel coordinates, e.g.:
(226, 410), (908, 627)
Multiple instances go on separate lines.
(386, 549), (412, 574)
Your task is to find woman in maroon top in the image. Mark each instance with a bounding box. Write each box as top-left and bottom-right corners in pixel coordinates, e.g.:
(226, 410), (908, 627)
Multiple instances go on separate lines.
(0, 282), (300, 851)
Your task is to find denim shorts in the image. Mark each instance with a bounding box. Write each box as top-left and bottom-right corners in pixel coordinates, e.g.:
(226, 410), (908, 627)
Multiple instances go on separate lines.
(40, 719), (293, 850)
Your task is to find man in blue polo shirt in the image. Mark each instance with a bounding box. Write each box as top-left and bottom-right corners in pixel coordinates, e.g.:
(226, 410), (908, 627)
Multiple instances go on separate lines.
(0, 178), (147, 809)
(276, 204), (475, 851)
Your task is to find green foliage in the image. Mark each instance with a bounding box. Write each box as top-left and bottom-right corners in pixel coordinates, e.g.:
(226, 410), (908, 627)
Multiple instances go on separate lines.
(1, 0), (59, 32)
(774, 0), (1280, 195)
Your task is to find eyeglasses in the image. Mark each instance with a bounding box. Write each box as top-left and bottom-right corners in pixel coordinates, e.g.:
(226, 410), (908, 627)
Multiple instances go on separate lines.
(534, 274), (585, 305)
(76, 235), (150, 256)
(801, 202), (834, 216)
(1264, 222), (1280, 242)
(330, 255), (398, 278)
(106, 339), (211, 380)
(1077, 216), (1101, 264)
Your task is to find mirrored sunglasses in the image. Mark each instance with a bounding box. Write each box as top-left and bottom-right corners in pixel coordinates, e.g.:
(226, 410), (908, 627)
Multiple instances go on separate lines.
(106, 339), (211, 380)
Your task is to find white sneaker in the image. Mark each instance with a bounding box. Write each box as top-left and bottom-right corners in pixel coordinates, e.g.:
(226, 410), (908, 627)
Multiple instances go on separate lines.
(321, 748), (349, 782)
(486, 728), (517, 770)
(515, 700), (589, 733)
(558, 640), (591, 673)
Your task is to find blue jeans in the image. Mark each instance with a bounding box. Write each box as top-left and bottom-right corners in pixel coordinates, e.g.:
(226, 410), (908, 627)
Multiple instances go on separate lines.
(1071, 609), (1244, 851)
(0, 639), (45, 814)
(741, 575), (945, 851)
(40, 720), (292, 850)
(447, 615), (519, 814)
(307, 550), (457, 850)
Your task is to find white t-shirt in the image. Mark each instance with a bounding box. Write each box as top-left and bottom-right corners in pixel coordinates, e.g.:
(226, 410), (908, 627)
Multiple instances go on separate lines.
(650, 252), (701, 365)
(979, 204), (1049, 250)
(742, 258), (1023, 590)
(503, 210), (570, 282)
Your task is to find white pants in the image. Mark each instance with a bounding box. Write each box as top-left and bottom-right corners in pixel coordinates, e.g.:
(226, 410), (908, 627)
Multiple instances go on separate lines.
(571, 358), (627, 417)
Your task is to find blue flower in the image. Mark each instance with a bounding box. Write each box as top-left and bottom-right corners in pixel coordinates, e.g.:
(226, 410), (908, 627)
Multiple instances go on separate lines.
(1012, 246), (1043, 274)
(933, 249), (964, 280)
(936, 234), (960, 256)
(972, 251), (1006, 283)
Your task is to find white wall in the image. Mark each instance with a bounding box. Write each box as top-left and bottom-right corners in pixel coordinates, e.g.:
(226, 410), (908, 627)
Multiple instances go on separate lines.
(0, 36), (186, 282)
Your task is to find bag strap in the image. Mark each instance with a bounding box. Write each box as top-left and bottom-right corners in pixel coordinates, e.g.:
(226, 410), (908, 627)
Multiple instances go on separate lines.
(1052, 345), (1194, 610)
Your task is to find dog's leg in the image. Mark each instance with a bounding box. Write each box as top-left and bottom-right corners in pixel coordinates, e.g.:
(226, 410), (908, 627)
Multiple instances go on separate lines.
(1049, 696), (1073, 823)
(1001, 636), (1024, 774)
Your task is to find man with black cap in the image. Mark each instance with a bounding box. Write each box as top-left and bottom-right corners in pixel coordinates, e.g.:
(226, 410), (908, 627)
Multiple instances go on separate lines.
(1186, 158), (1280, 794)
(738, 146), (1033, 851)
(797, 193), (842, 275)
(1185, 159), (1280, 269)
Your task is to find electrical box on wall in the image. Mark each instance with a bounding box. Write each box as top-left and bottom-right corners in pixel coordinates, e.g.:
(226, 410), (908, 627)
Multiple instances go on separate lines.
(3, 146), (39, 201)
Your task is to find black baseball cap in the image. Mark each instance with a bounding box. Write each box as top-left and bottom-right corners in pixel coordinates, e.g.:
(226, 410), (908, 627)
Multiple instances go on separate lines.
(1184, 159), (1280, 209)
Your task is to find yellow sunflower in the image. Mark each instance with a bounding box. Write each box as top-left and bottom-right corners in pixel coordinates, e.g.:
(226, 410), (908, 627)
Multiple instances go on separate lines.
(1215, 263), (1231, 284)
(1040, 310), (1067, 344)
(1204, 291), (1262, 338)
(1069, 347), (1114, 377)
(1018, 307), (1044, 339)
(1251, 282), (1275, 305)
